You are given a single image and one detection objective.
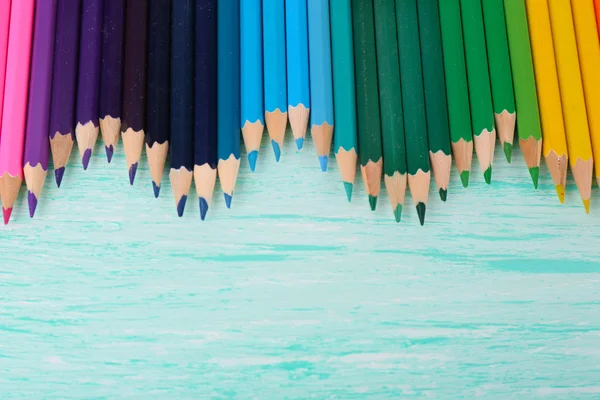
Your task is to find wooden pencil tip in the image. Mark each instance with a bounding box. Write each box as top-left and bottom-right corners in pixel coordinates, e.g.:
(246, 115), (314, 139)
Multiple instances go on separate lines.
(555, 185), (565, 204)
(583, 199), (591, 214)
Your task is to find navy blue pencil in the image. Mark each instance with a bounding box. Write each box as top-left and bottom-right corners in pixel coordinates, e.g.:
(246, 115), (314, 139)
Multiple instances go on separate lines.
(170, 0), (195, 217)
(194, 0), (217, 220)
(146, 0), (171, 197)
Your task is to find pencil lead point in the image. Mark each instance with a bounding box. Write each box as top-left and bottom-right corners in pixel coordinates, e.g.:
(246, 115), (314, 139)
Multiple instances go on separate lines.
(416, 202), (426, 226)
(152, 181), (160, 198)
(484, 166), (492, 185)
(555, 185), (565, 204)
(105, 145), (114, 163)
(529, 167), (539, 189)
(82, 149), (92, 170)
(393, 205), (402, 223)
(460, 170), (469, 188)
(224, 193), (232, 209)
(583, 198), (591, 214)
(271, 140), (281, 162)
(199, 197), (209, 220)
(503, 142), (512, 163)
(439, 188), (447, 202)
(28, 191), (38, 218)
(176, 195), (187, 217)
(248, 150), (258, 172)
(128, 162), (138, 185)
(3, 207), (12, 225)
(318, 155), (328, 172)
(295, 137), (304, 150)
(55, 167), (65, 188)
(343, 181), (353, 202)
(368, 195), (377, 211)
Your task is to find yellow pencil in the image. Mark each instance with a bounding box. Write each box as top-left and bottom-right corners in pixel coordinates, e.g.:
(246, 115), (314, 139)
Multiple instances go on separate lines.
(548, 0), (593, 212)
(525, 0), (568, 203)
(571, 0), (600, 188)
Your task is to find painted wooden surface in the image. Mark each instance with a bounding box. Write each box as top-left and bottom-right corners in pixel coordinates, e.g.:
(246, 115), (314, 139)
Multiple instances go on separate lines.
(1, 131), (600, 398)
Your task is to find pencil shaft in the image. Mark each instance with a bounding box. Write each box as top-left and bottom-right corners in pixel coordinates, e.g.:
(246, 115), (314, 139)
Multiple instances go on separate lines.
(286, 0), (310, 109)
(0, 0), (11, 136)
(195, 0), (217, 169)
(99, 0), (124, 120)
(308, 1), (334, 127)
(241, 0), (264, 126)
(146, 0), (171, 147)
(24, 0), (58, 169)
(263, 0), (287, 114)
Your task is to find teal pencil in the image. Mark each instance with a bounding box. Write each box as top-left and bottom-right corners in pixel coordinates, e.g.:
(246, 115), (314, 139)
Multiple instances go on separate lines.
(330, 0), (357, 201)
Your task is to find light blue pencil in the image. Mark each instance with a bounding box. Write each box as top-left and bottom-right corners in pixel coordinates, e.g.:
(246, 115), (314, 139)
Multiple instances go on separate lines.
(263, 0), (287, 161)
(217, 0), (241, 208)
(241, 0), (264, 172)
(285, 0), (310, 150)
(308, 0), (334, 171)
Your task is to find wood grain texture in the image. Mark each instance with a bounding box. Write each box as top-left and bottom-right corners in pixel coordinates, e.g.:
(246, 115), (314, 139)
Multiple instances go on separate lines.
(1, 132), (600, 397)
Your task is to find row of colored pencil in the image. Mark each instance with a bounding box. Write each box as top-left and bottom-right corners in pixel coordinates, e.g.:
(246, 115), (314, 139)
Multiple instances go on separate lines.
(0, 0), (599, 226)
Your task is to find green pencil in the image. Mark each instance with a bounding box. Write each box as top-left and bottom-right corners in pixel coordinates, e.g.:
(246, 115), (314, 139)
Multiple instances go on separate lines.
(460, 0), (496, 184)
(482, 0), (516, 163)
(374, 0), (407, 222)
(504, 0), (542, 188)
(331, 0), (358, 202)
(395, 0), (430, 226)
(438, 0), (473, 188)
(352, 0), (382, 211)
(417, 0), (452, 201)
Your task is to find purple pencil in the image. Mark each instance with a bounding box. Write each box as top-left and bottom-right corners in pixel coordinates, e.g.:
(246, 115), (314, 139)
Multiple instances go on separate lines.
(75, 0), (104, 170)
(49, 0), (81, 187)
(23, 0), (58, 217)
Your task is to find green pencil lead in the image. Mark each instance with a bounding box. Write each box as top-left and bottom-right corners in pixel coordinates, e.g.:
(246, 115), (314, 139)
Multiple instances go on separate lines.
(343, 181), (353, 202)
(503, 142), (512, 163)
(368, 195), (377, 211)
(393, 205), (402, 223)
(483, 166), (492, 184)
(416, 202), (426, 226)
(460, 170), (470, 188)
(439, 188), (447, 202)
(529, 166), (539, 189)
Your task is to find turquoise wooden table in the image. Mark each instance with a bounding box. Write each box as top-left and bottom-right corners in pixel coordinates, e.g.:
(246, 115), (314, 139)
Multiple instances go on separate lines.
(1, 134), (600, 398)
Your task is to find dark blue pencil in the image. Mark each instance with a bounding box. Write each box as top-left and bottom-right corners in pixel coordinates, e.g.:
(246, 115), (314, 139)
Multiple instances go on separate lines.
(146, 0), (171, 197)
(170, 0), (194, 217)
(194, 0), (217, 220)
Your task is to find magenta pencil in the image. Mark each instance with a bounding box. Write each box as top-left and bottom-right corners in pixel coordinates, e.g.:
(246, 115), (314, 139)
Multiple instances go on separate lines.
(0, 0), (35, 224)
(0, 0), (11, 137)
(23, 0), (58, 218)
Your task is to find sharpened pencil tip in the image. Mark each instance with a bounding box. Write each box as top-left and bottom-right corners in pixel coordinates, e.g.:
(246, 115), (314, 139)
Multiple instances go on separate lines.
(3, 207), (12, 225)
(55, 167), (65, 188)
(484, 166), (492, 185)
(318, 155), (328, 172)
(224, 193), (232, 209)
(271, 140), (281, 162)
(393, 205), (402, 223)
(295, 137), (304, 150)
(105, 145), (114, 163)
(343, 181), (353, 202)
(503, 142), (512, 163)
(583, 198), (591, 214)
(152, 181), (160, 198)
(460, 170), (469, 188)
(555, 185), (565, 204)
(439, 188), (447, 202)
(416, 202), (426, 226)
(248, 150), (258, 172)
(28, 191), (38, 218)
(529, 167), (539, 189)
(82, 149), (92, 170)
(368, 195), (377, 211)
(177, 195), (187, 217)
(129, 162), (138, 185)
(199, 197), (209, 220)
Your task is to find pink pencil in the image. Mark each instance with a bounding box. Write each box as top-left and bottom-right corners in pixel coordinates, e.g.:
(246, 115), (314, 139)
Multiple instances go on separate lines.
(0, 0), (12, 136)
(0, 0), (35, 224)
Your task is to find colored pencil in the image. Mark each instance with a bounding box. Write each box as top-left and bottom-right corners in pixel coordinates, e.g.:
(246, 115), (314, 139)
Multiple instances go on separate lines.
(460, 0), (496, 184)
(263, 0), (287, 162)
(146, 0), (171, 197)
(170, 0), (194, 217)
(482, 0), (516, 163)
(525, 0), (568, 202)
(352, 0), (382, 211)
(75, 0), (104, 170)
(0, 0), (34, 224)
(0, 0), (11, 137)
(218, 0), (241, 208)
(23, 0), (58, 218)
(330, 0), (357, 201)
(438, 0), (473, 188)
(308, 0), (334, 172)
(373, 0), (407, 222)
(49, 0), (81, 187)
(417, 0), (452, 201)
(548, 0), (593, 212)
(571, 0), (600, 188)
(286, 0), (310, 150)
(121, 0), (148, 185)
(194, 0), (218, 220)
(596, 0), (600, 39)
(241, 0), (264, 172)
(504, 0), (542, 187)
(396, 0), (430, 225)
(99, 0), (125, 163)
